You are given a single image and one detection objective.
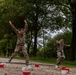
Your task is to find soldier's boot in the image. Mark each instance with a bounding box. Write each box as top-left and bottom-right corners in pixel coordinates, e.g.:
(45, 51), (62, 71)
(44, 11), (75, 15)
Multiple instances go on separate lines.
(26, 60), (29, 66)
(26, 60), (32, 70)
(55, 62), (61, 68)
(8, 57), (13, 63)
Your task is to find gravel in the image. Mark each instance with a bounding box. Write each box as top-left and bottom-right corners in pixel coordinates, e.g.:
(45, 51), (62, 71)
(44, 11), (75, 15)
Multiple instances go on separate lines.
(0, 63), (76, 75)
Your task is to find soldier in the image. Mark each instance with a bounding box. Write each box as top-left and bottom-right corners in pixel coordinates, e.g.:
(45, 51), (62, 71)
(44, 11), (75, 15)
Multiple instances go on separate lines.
(8, 20), (30, 66)
(54, 38), (70, 68)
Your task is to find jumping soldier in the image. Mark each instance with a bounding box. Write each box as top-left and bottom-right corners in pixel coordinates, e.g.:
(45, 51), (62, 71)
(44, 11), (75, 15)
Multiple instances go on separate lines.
(8, 20), (30, 66)
(54, 38), (70, 68)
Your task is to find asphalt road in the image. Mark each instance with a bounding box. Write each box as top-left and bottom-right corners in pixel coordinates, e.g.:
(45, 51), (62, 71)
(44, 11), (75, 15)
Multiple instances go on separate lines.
(0, 58), (54, 66)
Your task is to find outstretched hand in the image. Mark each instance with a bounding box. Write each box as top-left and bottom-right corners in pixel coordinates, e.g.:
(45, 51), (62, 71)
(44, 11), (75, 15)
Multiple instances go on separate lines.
(67, 45), (70, 47)
(9, 21), (12, 25)
(24, 20), (27, 24)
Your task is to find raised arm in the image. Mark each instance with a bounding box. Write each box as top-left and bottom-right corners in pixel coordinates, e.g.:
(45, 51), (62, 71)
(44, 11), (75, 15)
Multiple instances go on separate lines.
(54, 40), (60, 46)
(64, 44), (70, 47)
(24, 20), (28, 32)
(9, 21), (19, 34)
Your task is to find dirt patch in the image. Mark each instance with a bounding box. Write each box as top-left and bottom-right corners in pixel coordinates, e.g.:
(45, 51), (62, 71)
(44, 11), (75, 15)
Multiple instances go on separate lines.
(0, 63), (76, 75)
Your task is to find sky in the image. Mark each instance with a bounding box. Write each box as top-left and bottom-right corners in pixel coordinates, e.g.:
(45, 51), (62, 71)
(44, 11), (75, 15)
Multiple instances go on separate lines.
(37, 29), (63, 47)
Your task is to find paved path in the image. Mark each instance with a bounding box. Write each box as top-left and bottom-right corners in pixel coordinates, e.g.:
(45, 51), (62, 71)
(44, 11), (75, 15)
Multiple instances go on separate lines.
(0, 58), (25, 63)
(0, 58), (54, 66)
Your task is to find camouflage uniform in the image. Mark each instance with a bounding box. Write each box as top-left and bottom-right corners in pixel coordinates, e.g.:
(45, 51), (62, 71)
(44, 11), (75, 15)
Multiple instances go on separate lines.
(9, 21), (29, 65)
(55, 39), (65, 66)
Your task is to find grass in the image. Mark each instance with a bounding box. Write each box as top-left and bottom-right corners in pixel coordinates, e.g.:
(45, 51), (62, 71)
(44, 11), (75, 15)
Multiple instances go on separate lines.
(30, 57), (76, 68)
(29, 57), (76, 68)
(30, 57), (56, 64)
(0, 56), (76, 68)
(62, 61), (76, 68)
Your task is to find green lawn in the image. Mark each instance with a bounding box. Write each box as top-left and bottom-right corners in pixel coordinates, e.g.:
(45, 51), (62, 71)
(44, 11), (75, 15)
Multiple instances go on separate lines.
(0, 56), (76, 68)
(30, 57), (76, 68)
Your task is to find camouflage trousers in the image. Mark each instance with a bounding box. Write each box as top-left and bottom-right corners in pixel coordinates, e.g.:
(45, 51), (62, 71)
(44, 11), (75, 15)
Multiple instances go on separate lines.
(9, 44), (29, 65)
(56, 50), (65, 65)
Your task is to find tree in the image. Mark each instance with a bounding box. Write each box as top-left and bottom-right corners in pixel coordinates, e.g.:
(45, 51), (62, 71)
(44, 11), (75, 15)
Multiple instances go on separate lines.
(0, 0), (52, 57)
(1, 0), (75, 59)
(48, 0), (76, 61)
(25, 0), (53, 56)
(43, 30), (72, 60)
(69, 0), (76, 61)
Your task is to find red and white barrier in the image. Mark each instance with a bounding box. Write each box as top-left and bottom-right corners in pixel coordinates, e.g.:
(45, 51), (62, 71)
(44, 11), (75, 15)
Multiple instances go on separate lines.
(23, 71), (30, 75)
(0, 63), (4, 68)
(61, 66), (70, 74)
(34, 64), (39, 67)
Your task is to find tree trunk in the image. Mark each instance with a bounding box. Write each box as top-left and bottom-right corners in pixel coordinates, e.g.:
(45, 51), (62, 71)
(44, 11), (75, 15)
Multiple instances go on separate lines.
(42, 27), (46, 59)
(33, 4), (39, 57)
(33, 29), (37, 57)
(70, 2), (76, 61)
(70, 26), (76, 61)
(27, 31), (32, 54)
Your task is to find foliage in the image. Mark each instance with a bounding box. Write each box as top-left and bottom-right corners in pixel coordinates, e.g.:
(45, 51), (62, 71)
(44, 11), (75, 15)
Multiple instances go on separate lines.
(0, 0), (75, 59)
(54, 30), (72, 44)
(37, 30), (72, 60)
(0, 34), (16, 57)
